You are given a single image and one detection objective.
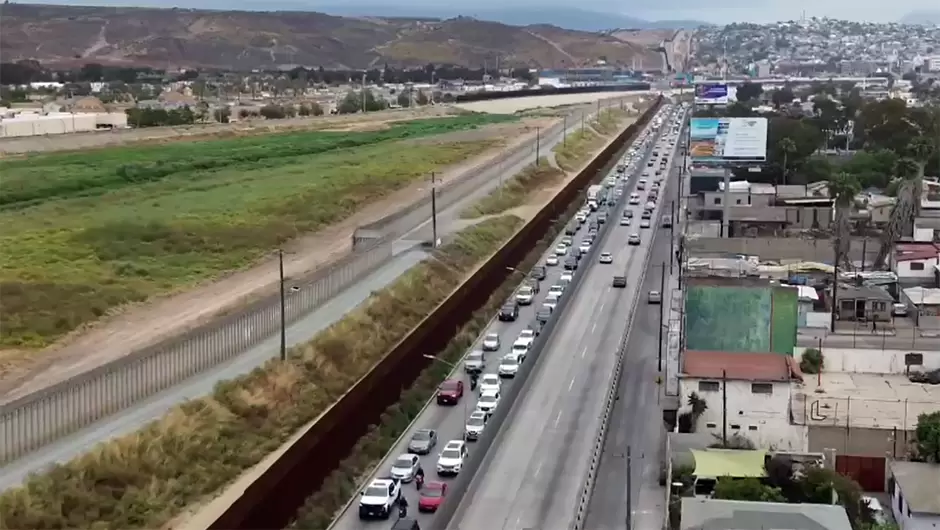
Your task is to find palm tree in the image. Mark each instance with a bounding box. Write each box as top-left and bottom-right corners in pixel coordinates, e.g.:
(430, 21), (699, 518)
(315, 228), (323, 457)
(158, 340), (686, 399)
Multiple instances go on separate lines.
(778, 137), (797, 185)
(874, 158), (922, 268)
(908, 137), (935, 216)
(828, 172), (861, 268)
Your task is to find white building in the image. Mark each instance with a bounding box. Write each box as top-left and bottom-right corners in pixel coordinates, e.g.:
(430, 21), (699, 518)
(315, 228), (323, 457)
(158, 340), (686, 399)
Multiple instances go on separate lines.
(0, 112), (128, 137)
(679, 350), (807, 451)
(889, 461), (940, 530)
(891, 243), (940, 283)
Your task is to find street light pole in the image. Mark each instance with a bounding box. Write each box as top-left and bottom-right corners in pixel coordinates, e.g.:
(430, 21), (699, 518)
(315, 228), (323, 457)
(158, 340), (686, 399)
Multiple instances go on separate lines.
(658, 261), (666, 372)
(536, 127), (541, 164)
(431, 172), (438, 248)
(279, 249), (286, 361)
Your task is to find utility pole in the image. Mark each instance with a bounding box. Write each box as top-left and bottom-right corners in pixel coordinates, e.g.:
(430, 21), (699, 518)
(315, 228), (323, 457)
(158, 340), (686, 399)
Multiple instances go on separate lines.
(431, 172), (438, 247)
(563, 115), (567, 145)
(721, 369), (729, 446)
(581, 112), (584, 134)
(361, 72), (367, 113)
(658, 261), (666, 372)
(626, 445), (633, 530)
(278, 249), (287, 361)
(536, 127), (541, 164)
(670, 200), (676, 275)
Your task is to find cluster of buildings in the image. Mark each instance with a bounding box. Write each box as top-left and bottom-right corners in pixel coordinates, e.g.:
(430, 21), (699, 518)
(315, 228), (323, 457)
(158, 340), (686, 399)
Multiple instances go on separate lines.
(665, 157), (940, 530)
(694, 18), (940, 79)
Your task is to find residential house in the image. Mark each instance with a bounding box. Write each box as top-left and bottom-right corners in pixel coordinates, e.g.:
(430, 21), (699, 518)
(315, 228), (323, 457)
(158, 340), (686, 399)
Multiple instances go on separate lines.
(681, 498), (853, 530)
(65, 96), (107, 113)
(679, 350), (806, 451)
(835, 285), (893, 322)
(888, 461), (940, 530)
(890, 243), (940, 284)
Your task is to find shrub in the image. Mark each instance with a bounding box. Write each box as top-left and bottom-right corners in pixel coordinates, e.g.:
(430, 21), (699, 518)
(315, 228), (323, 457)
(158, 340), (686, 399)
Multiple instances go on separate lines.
(800, 348), (824, 374)
(0, 215), (524, 530)
(713, 477), (786, 502)
(461, 158), (563, 218)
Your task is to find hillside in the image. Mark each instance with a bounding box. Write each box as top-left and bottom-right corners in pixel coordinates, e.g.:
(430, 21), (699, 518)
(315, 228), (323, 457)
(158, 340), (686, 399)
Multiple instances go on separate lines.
(0, 3), (662, 70)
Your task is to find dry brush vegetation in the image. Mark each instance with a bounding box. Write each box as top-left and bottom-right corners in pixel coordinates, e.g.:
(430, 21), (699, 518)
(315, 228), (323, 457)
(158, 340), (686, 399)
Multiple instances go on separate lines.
(289, 213), (567, 529)
(459, 157), (564, 219)
(0, 114), (514, 349)
(0, 215), (523, 530)
(552, 108), (632, 171)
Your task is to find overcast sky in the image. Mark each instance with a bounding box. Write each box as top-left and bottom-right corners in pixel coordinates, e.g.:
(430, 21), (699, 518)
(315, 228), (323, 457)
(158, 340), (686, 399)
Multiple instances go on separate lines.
(15, 0), (939, 23)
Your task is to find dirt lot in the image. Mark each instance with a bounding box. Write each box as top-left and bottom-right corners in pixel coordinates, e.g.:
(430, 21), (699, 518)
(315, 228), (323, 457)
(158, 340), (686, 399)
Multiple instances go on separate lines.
(0, 116), (551, 400)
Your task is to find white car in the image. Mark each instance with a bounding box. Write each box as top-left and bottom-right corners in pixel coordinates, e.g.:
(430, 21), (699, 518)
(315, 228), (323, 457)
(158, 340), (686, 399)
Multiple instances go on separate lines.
(560, 272), (574, 283)
(620, 217), (631, 226)
(515, 285), (535, 305)
(628, 234), (641, 246)
(498, 354), (521, 377)
(640, 219), (651, 229)
(599, 252), (613, 264)
(579, 242), (591, 254)
(465, 411), (488, 441)
(358, 478), (401, 520)
(476, 390), (501, 415)
(436, 440), (468, 476)
(481, 333), (500, 352)
(542, 298), (557, 311)
(554, 244), (568, 256)
(511, 338), (531, 357)
(546, 255), (559, 266)
(548, 284), (565, 297)
(479, 373), (501, 394)
(518, 328), (536, 342)
(390, 453), (420, 482)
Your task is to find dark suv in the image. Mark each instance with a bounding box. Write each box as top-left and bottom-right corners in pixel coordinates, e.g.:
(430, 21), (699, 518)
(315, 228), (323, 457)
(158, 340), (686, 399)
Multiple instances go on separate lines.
(498, 301), (519, 322)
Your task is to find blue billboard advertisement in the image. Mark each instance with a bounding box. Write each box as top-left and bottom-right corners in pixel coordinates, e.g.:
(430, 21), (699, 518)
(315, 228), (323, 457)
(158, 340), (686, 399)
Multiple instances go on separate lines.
(694, 83), (729, 105)
(689, 117), (768, 162)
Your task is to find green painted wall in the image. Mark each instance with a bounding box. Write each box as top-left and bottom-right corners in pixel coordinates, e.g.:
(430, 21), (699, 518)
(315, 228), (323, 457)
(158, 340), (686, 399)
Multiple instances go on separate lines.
(684, 285), (772, 353)
(770, 286), (798, 355)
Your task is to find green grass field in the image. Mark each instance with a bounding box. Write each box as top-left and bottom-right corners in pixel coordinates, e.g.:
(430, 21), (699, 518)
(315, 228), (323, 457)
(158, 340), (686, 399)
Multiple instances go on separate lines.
(0, 115), (515, 348)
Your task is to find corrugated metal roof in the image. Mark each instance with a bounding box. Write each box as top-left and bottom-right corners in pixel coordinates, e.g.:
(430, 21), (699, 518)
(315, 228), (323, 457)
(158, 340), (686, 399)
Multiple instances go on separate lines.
(683, 350), (801, 382)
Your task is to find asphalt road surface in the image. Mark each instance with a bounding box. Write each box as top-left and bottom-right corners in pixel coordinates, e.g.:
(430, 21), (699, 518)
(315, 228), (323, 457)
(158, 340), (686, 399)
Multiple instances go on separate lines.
(328, 106), (676, 530)
(582, 116), (689, 530)
(0, 104), (609, 491)
(444, 108), (682, 530)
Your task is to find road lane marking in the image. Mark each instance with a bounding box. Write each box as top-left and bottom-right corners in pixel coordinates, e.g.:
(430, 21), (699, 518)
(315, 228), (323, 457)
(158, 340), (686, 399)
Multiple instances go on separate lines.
(591, 322), (597, 333)
(554, 410), (563, 427)
(568, 377), (575, 391)
(580, 346), (587, 358)
(534, 460), (544, 477)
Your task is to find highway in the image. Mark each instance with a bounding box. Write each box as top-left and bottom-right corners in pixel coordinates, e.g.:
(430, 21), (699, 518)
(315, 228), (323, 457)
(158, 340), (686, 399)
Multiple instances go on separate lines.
(444, 106), (685, 530)
(0, 101), (618, 490)
(581, 120), (688, 530)
(327, 103), (677, 530)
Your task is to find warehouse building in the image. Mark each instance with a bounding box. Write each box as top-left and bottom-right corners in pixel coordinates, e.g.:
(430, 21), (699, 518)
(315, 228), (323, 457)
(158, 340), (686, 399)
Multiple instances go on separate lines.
(0, 112), (128, 138)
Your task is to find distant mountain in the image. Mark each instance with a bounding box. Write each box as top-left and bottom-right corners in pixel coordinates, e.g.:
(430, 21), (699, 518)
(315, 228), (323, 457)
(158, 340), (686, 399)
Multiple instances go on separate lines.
(1, 3), (664, 70)
(312, 5), (710, 32)
(900, 10), (940, 25)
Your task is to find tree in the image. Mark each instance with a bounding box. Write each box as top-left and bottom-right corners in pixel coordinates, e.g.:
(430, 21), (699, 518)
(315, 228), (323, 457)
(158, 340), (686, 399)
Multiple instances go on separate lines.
(260, 104), (287, 119)
(736, 81), (763, 103)
(873, 157), (921, 268)
(213, 107), (231, 123)
(337, 89), (387, 114)
(713, 477), (786, 502)
(829, 172), (861, 267)
(397, 91), (412, 108)
(914, 411), (940, 462)
(415, 90), (429, 105)
(778, 137), (797, 185)
(771, 87), (795, 108)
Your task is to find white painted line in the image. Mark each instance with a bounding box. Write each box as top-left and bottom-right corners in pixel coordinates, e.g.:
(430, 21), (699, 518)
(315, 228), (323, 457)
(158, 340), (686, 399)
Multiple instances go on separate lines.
(568, 377), (576, 391)
(580, 347), (587, 358)
(534, 460), (544, 477)
(554, 410), (564, 427)
(591, 322), (597, 333)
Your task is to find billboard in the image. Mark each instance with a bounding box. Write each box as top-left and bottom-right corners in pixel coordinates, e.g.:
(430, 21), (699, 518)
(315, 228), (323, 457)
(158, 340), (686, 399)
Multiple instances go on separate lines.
(694, 83), (729, 104)
(689, 117), (768, 163)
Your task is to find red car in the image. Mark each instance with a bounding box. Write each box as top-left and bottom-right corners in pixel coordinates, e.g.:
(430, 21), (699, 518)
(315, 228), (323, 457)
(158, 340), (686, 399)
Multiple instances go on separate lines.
(436, 379), (464, 405)
(418, 481), (447, 512)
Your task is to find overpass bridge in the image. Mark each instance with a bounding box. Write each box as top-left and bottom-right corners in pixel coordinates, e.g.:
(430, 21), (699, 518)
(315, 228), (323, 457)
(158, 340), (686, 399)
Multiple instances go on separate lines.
(692, 76), (889, 87)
